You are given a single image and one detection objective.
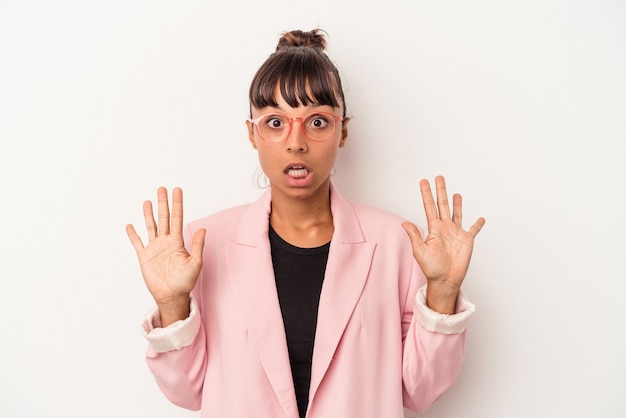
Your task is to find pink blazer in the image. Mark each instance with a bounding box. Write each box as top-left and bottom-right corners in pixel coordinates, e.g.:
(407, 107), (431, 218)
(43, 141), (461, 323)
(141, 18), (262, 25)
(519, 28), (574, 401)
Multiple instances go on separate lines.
(145, 182), (471, 418)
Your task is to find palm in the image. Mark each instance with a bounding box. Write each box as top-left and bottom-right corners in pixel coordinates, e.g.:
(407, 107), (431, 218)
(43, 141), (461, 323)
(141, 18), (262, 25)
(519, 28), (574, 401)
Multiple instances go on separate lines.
(414, 217), (477, 288)
(135, 233), (201, 303)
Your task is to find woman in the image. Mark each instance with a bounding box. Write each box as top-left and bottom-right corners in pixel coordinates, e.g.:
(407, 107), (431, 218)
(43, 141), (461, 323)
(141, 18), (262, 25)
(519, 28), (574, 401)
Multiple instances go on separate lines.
(126, 29), (485, 418)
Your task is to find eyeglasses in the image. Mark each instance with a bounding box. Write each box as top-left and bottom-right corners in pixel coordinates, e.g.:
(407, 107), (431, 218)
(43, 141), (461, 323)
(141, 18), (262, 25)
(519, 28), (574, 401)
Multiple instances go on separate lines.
(248, 111), (344, 143)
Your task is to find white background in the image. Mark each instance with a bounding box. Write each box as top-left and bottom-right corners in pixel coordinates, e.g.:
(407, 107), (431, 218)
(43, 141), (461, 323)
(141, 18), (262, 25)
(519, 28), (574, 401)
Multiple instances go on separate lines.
(1, 1), (625, 417)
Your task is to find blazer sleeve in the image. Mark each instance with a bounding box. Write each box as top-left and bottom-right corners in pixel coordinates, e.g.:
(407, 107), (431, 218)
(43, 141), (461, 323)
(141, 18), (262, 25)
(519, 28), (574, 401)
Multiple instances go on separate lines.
(142, 223), (209, 411)
(401, 261), (475, 413)
(142, 296), (201, 352)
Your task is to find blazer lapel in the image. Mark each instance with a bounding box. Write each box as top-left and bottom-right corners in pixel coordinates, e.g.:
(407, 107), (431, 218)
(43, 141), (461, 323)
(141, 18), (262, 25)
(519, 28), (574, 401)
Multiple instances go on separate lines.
(308, 183), (376, 403)
(225, 190), (299, 418)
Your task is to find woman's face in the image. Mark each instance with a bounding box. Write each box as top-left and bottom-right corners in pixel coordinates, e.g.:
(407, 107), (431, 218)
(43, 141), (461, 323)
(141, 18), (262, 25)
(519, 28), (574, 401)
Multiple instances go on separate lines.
(247, 90), (348, 203)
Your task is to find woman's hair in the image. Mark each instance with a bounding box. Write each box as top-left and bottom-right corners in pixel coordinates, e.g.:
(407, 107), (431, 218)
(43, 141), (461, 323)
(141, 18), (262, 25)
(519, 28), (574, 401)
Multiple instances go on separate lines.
(249, 29), (346, 116)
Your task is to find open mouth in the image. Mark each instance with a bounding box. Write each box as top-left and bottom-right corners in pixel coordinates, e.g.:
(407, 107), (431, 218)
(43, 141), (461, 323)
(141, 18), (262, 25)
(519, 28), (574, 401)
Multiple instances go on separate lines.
(286, 165), (309, 179)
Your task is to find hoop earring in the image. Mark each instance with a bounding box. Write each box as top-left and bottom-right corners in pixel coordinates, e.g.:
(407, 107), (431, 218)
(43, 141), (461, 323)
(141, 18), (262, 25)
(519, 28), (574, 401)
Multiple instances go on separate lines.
(254, 167), (270, 189)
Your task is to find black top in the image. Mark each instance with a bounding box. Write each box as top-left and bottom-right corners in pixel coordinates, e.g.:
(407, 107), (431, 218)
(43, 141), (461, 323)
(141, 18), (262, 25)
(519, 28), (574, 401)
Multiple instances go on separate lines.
(269, 224), (330, 418)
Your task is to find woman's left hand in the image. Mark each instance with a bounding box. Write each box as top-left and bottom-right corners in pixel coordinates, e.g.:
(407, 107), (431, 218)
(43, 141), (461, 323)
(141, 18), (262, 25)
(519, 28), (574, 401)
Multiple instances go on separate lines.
(402, 176), (485, 314)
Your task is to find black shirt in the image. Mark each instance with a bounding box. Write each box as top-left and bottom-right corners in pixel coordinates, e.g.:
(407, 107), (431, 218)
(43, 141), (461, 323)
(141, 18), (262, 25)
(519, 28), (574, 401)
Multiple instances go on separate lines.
(269, 224), (330, 418)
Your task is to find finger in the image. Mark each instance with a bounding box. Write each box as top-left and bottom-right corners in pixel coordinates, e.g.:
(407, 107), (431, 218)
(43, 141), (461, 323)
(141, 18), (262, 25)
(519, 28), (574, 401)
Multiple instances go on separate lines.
(401, 221), (424, 254)
(143, 200), (157, 241)
(125, 224), (145, 253)
(420, 179), (439, 223)
(171, 187), (184, 235)
(468, 217), (486, 238)
(189, 228), (206, 265)
(435, 175), (451, 220)
(452, 193), (463, 225)
(157, 187), (171, 236)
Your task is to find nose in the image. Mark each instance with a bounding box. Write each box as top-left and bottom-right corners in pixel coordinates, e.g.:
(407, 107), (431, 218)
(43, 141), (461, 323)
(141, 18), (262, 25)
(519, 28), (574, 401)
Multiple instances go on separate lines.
(285, 118), (308, 152)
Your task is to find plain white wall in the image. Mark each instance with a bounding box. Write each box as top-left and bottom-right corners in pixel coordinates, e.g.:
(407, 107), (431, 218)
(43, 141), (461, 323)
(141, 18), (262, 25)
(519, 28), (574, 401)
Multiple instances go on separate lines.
(1, 1), (625, 417)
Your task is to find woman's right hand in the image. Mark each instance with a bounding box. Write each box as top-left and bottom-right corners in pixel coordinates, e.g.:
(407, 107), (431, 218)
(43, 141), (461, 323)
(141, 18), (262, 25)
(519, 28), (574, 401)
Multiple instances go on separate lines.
(126, 187), (206, 326)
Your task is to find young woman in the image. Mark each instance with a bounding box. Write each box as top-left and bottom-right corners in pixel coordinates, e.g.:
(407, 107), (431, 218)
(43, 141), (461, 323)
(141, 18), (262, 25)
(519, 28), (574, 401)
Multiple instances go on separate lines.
(126, 29), (485, 418)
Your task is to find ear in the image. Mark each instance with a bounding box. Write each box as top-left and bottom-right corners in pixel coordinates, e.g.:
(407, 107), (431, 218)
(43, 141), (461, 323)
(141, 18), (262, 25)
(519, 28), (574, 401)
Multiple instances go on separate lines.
(246, 121), (258, 149)
(339, 117), (350, 148)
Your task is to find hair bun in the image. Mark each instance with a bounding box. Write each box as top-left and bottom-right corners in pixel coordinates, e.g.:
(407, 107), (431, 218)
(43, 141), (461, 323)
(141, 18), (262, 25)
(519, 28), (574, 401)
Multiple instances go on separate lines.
(276, 29), (327, 51)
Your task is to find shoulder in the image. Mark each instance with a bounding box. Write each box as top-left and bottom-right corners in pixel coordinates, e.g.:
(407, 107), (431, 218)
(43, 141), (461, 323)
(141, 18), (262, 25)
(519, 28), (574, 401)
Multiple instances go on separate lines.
(330, 182), (421, 243)
(343, 199), (420, 276)
(348, 199), (408, 224)
(187, 203), (253, 232)
(347, 199), (417, 242)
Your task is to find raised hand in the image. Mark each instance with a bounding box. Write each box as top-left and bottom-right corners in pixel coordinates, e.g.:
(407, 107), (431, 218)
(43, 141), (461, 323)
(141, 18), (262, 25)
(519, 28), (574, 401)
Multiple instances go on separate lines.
(402, 176), (485, 314)
(126, 187), (206, 326)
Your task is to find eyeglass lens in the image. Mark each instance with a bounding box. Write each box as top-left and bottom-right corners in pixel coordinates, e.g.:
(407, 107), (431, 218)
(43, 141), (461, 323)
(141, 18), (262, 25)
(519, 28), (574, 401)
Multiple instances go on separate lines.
(257, 113), (337, 142)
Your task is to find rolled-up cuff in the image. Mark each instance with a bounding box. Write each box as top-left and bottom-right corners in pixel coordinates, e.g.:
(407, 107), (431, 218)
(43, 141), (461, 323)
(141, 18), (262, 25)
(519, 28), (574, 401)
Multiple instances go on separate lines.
(414, 285), (475, 334)
(141, 296), (201, 353)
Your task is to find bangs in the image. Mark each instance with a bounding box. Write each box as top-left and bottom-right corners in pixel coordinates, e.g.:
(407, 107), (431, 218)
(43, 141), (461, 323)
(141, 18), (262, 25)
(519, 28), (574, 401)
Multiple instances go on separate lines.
(249, 48), (344, 114)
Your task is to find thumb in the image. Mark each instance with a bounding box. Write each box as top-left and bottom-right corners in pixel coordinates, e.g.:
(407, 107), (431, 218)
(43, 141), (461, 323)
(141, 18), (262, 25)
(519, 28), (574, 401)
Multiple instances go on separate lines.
(189, 228), (206, 264)
(401, 221), (424, 253)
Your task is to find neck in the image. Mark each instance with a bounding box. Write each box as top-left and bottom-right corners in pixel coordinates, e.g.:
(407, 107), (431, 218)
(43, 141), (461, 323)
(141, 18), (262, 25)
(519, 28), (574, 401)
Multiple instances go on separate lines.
(269, 181), (334, 247)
